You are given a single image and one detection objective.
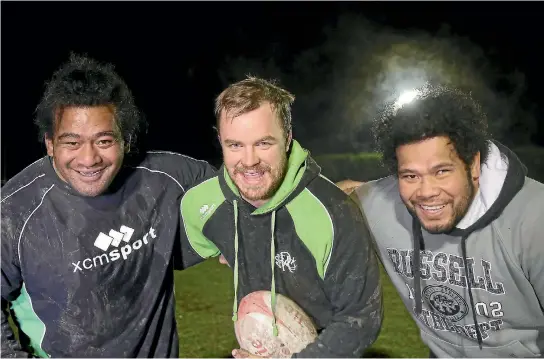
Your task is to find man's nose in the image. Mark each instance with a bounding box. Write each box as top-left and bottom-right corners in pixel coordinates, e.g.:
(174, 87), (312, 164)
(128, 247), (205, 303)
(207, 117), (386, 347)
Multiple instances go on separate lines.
(76, 143), (102, 167)
(241, 146), (259, 167)
(416, 177), (440, 199)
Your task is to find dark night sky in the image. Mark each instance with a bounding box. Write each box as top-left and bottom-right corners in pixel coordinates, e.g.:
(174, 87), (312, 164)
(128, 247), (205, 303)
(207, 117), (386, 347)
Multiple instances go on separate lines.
(2, 1), (543, 181)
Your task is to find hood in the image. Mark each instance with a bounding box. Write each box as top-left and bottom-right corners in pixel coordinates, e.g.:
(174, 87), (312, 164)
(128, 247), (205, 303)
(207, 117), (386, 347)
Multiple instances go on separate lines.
(455, 142), (509, 230)
(448, 140), (527, 236)
(218, 139), (320, 214)
(411, 140), (527, 349)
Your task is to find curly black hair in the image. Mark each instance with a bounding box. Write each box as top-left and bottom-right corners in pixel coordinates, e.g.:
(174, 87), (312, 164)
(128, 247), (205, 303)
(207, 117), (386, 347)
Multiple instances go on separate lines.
(34, 53), (146, 152)
(372, 85), (490, 174)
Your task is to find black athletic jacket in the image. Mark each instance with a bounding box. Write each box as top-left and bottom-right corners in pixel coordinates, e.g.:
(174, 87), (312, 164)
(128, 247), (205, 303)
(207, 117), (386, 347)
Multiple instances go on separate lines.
(1, 151), (215, 358)
(180, 140), (383, 357)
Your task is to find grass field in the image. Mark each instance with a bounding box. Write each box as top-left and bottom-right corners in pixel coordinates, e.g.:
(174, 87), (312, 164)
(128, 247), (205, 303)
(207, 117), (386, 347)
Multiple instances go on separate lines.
(176, 259), (429, 358)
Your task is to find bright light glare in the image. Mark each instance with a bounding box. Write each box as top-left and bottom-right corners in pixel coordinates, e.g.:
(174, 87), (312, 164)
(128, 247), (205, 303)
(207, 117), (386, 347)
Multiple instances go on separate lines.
(396, 90), (419, 107)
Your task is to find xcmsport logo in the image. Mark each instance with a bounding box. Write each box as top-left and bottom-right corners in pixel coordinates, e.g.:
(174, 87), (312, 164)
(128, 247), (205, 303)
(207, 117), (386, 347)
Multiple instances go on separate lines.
(72, 225), (156, 272)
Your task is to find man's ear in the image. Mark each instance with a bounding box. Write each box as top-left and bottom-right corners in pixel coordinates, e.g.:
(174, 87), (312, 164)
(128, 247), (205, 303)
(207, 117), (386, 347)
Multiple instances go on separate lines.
(286, 131), (292, 151)
(124, 135), (132, 154)
(213, 125), (221, 146)
(45, 134), (54, 157)
(471, 151), (481, 183)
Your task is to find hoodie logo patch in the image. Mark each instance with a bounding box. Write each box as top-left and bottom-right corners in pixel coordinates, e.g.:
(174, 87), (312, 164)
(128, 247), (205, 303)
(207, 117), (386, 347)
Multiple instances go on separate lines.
(423, 285), (468, 322)
(275, 251), (297, 273)
(199, 204), (216, 220)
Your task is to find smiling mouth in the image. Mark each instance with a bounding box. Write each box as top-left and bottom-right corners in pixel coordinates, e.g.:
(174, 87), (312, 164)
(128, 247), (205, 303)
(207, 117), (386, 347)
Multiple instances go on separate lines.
(238, 171), (266, 182)
(75, 168), (105, 179)
(242, 171), (263, 176)
(418, 204), (446, 214)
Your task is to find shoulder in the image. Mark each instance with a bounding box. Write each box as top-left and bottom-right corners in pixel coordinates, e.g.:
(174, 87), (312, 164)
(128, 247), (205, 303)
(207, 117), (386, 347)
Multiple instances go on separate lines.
(180, 175), (225, 220)
(1, 157), (52, 208)
(1, 157), (53, 241)
(353, 175), (401, 210)
(498, 177), (544, 242)
(300, 174), (365, 226)
(142, 150), (211, 167)
(490, 177), (544, 274)
(347, 175), (404, 231)
(135, 150), (213, 174)
(305, 173), (353, 205)
(355, 175), (399, 204)
(128, 150), (216, 191)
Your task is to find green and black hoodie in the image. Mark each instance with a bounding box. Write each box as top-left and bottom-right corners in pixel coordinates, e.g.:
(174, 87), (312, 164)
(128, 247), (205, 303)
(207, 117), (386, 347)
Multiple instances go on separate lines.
(180, 140), (383, 358)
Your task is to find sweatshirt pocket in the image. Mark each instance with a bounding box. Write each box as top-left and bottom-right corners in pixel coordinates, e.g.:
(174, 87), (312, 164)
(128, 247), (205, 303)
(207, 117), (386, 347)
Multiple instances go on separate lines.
(421, 330), (540, 358)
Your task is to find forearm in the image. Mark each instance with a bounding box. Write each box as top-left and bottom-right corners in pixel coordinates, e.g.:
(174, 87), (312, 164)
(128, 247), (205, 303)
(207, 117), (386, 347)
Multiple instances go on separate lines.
(292, 318), (381, 358)
(293, 283), (382, 358)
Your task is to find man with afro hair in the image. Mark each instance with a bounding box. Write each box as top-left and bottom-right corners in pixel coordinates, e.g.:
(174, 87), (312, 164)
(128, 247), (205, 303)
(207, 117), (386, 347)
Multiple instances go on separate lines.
(338, 85), (544, 357)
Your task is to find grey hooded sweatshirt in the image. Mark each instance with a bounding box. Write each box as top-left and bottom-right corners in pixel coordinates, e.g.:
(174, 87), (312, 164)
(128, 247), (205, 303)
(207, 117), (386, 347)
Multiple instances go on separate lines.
(353, 141), (544, 357)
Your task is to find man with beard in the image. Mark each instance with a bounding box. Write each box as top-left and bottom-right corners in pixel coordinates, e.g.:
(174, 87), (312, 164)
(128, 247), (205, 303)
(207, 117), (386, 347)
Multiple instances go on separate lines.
(1, 54), (215, 358)
(179, 77), (382, 358)
(337, 86), (544, 357)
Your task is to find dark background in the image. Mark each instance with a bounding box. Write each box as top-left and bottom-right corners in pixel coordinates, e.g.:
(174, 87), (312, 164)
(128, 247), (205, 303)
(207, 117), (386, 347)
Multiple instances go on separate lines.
(2, 1), (543, 181)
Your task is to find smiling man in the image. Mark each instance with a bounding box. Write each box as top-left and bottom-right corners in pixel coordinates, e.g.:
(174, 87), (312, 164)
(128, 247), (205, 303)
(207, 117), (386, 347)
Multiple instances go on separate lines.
(396, 135), (480, 235)
(179, 77), (382, 358)
(1, 54), (215, 358)
(46, 106), (125, 196)
(338, 87), (544, 357)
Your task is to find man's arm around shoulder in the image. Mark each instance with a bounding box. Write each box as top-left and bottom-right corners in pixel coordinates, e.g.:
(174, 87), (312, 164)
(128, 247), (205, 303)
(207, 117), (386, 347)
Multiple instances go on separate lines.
(145, 151), (217, 190)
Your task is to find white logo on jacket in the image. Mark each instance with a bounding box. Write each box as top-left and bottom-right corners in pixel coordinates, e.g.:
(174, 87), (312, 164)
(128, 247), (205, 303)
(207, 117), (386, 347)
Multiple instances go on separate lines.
(71, 226), (156, 273)
(275, 251), (297, 273)
(199, 204), (216, 220)
(94, 225), (135, 251)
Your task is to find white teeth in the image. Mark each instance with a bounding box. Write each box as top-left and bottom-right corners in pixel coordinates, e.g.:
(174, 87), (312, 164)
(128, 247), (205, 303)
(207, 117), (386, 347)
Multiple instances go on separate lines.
(421, 204), (446, 211)
(78, 170), (101, 177)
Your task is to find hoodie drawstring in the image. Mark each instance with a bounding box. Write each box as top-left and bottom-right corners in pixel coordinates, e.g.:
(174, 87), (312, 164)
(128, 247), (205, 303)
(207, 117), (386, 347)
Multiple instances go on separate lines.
(412, 218), (423, 316)
(411, 217), (483, 350)
(232, 200), (240, 322)
(461, 235), (483, 349)
(231, 201), (279, 337)
(270, 210), (279, 337)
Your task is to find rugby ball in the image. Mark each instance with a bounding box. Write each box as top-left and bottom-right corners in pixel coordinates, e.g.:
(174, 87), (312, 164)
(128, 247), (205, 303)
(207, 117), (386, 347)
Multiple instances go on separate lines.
(234, 291), (317, 358)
